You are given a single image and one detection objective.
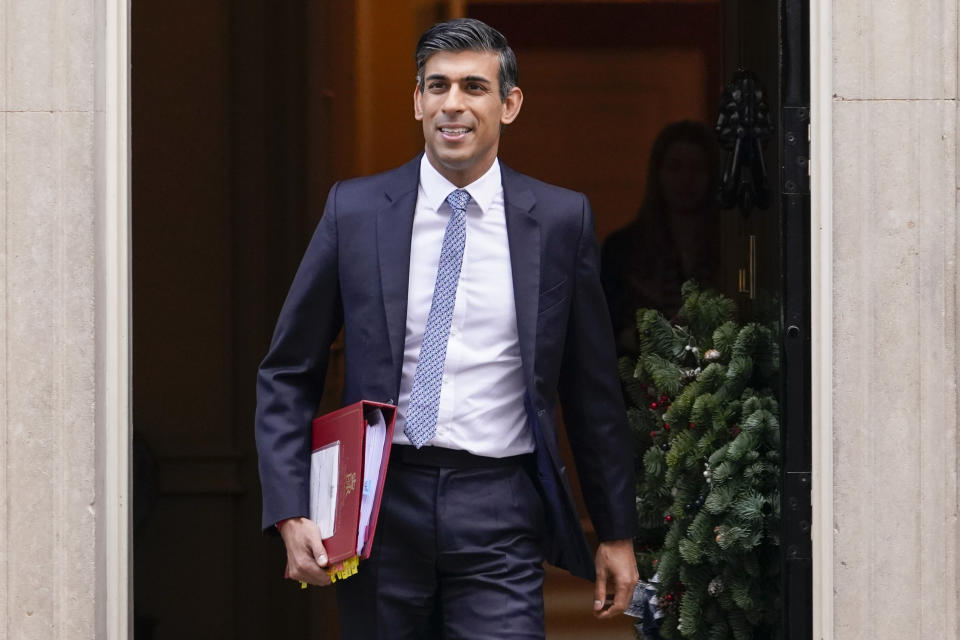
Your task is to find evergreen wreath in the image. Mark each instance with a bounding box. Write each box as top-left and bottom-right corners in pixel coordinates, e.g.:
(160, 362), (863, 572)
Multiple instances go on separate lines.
(622, 282), (781, 640)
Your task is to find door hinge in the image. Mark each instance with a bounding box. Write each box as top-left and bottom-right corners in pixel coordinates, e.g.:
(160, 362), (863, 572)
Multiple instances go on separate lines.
(782, 107), (810, 195)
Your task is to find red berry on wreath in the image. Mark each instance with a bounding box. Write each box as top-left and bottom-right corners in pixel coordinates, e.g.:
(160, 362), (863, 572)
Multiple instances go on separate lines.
(649, 430), (657, 438)
(663, 423), (671, 430)
(660, 395), (669, 403)
(650, 401), (658, 409)
(665, 514), (673, 523)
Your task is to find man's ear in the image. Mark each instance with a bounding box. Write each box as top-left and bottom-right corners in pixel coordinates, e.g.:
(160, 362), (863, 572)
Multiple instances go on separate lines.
(413, 85), (424, 121)
(500, 86), (523, 125)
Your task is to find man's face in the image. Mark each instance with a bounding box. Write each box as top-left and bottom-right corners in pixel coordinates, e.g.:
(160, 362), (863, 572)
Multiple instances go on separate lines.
(414, 50), (523, 187)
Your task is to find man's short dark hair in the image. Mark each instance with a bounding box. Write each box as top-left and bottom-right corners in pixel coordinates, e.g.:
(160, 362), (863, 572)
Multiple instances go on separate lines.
(415, 18), (518, 102)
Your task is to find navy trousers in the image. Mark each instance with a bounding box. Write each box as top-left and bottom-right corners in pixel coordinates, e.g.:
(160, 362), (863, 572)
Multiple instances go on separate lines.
(336, 447), (546, 639)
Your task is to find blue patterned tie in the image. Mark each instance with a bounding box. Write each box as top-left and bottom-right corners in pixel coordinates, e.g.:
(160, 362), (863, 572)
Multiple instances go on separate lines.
(404, 189), (471, 448)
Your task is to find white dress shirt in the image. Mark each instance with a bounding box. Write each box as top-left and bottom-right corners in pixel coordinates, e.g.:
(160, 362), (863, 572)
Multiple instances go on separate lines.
(393, 156), (533, 457)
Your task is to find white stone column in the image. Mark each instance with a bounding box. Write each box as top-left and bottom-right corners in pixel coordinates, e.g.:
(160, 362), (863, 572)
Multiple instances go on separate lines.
(0, 0), (128, 637)
(831, 0), (960, 638)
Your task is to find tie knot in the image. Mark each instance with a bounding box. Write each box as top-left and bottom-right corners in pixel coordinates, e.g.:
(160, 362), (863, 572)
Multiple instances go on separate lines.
(446, 189), (470, 213)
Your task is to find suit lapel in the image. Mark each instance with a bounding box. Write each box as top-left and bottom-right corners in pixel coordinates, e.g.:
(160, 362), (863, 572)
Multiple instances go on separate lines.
(501, 164), (540, 387)
(377, 156), (421, 396)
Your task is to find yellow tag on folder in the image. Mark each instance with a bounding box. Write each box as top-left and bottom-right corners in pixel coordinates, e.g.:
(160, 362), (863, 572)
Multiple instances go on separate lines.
(327, 555), (360, 583)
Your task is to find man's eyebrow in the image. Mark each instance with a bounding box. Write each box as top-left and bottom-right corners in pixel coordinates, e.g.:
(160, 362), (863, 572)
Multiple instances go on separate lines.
(424, 73), (492, 84)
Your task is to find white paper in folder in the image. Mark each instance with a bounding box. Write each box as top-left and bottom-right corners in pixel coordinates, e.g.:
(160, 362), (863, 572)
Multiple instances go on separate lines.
(356, 409), (386, 554)
(309, 441), (339, 539)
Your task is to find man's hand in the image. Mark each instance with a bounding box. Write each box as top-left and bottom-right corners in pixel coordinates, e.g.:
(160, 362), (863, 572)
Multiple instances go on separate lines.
(592, 538), (639, 619)
(279, 517), (332, 587)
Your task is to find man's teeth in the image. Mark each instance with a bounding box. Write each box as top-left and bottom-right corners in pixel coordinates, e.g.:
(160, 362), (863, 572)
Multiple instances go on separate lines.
(441, 128), (469, 134)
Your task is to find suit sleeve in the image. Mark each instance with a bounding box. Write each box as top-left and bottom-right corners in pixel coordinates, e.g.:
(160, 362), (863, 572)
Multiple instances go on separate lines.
(558, 193), (637, 542)
(255, 183), (344, 532)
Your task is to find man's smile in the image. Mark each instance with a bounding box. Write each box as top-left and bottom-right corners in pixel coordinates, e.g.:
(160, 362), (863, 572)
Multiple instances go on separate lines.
(439, 126), (473, 141)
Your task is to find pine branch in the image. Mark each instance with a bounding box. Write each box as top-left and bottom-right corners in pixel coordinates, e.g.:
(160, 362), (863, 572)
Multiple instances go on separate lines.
(637, 308), (682, 359)
(644, 353), (685, 397)
(703, 485), (735, 515)
(712, 321), (739, 359)
(731, 491), (767, 524)
(679, 589), (704, 638)
(708, 621), (731, 640)
(619, 356), (648, 407)
(644, 446), (667, 479)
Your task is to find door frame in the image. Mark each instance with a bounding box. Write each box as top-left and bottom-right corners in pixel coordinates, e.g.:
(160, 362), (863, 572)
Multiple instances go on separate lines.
(809, 0), (833, 638)
(100, 0), (834, 637)
(782, 1), (832, 636)
(99, 0), (132, 637)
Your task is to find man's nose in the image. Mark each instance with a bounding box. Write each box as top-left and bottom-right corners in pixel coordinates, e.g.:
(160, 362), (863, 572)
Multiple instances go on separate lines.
(442, 85), (466, 112)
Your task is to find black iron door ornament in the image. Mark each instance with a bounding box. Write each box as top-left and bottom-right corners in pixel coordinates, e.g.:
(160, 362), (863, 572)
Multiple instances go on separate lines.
(715, 69), (774, 215)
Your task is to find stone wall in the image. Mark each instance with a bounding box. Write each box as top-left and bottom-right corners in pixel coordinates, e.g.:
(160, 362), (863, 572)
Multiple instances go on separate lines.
(832, 0), (960, 637)
(0, 0), (99, 637)
(2, 0), (960, 638)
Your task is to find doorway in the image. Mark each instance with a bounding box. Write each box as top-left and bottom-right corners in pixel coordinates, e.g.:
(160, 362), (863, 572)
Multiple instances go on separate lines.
(130, 1), (809, 638)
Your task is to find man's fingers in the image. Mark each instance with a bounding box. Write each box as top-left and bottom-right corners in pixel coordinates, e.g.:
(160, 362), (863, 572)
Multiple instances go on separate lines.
(289, 568), (331, 586)
(593, 539), (639, 618)
(287, 553), (332, 586)
(306, 535), (329, 566)
(604, 576), (636, 617)
(281, 518), (333, 587)
(291, 553), (331, 585)
(595, 570), (639, 618)
(593, 590), (623, 617)
(593, 567), (608, 612)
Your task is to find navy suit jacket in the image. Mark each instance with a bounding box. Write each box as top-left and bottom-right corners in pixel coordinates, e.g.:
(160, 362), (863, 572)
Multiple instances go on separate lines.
(255, 155), (636, 580)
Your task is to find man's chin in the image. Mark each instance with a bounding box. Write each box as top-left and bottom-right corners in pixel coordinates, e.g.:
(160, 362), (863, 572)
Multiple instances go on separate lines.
(428, 150), (475, 172)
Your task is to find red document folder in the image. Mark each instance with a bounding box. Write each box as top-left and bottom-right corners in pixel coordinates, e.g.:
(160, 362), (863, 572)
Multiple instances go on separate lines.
(310, 400), (396, 581)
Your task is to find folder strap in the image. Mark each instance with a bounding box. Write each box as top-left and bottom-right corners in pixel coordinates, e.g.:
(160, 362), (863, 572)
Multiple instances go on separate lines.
(390, 445), (534, 470)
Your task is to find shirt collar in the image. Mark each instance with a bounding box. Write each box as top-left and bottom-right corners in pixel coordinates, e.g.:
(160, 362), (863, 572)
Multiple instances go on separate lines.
(419, 155), (502, 215)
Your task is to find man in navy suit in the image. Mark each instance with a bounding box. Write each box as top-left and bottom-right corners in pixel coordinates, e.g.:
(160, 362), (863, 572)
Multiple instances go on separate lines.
(256, 18), (638, 639)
